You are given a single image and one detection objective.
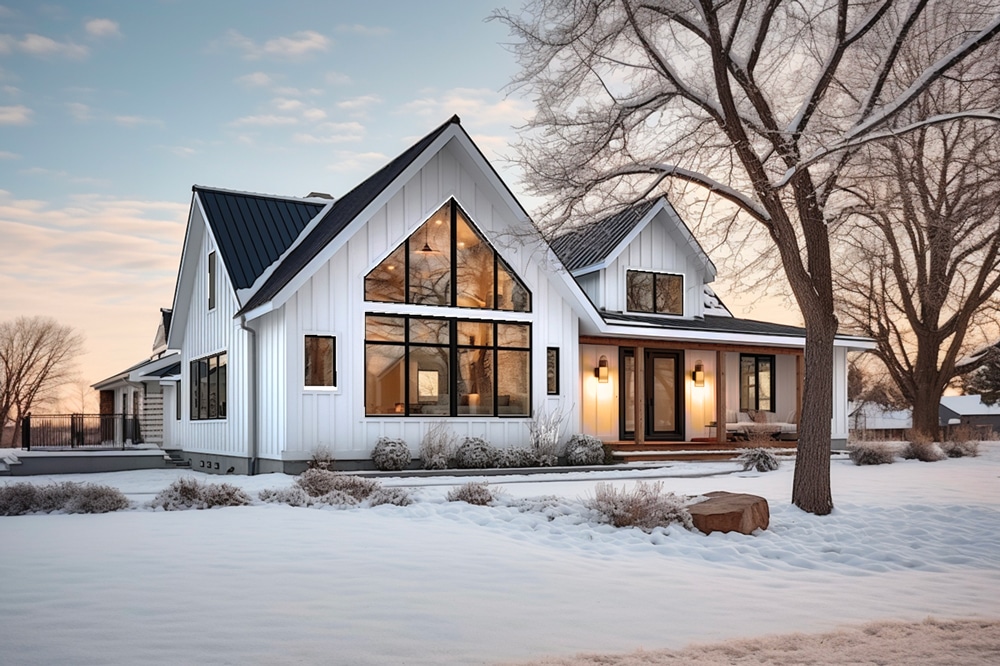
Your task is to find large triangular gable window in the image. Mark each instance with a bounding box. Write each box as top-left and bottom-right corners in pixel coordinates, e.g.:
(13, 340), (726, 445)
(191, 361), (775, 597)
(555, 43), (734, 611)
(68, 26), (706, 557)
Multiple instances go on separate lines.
(365, 199), (530, 312)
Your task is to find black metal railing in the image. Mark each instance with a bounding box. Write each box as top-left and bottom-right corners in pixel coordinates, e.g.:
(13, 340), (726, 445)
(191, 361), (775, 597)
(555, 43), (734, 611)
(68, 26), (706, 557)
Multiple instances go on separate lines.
(21, 413), (142, 450)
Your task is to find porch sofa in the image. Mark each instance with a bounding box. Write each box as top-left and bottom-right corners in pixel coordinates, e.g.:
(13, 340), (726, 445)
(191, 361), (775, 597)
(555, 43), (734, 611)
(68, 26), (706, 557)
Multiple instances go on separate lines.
(725, 411), (798, 441)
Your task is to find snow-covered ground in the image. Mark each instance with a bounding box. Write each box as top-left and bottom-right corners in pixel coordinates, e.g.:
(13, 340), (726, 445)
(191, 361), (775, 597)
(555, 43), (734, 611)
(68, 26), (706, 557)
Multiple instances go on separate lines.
(2, 446), (999, 665)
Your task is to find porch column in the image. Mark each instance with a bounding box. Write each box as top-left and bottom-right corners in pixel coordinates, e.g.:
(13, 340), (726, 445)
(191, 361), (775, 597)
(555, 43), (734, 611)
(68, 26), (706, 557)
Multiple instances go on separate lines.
(715, 350), (727, 443)
(634, 346), (645, 444)
(795, 353), (804, 424)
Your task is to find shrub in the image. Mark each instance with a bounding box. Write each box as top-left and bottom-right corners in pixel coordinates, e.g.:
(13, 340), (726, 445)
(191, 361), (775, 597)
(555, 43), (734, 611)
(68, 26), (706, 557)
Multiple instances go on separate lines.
(315, 489), (361, 507)
(498, 446), (536, 469)
(296, 468), (341, 497)
(258, 486), (313, 507)
(366, 486), (413, 507)
(848, 442), (896, 466)
(528, 404), (567, 466)
(565, 434), (605, 466)
(941, 440), (980, 458)
(308, 447), (335, 470)
(453, 437), (500, 469)
(736, 447), (780, 472)
(330, 474), (381, 502)
(296, 468), (382, 501)
(446, 481), (499, 506)
(585, 481), (693, 531)
(371, 437), (412, 471)
(0, 481), (130, 515)
(420, 421), (457, 470)
(902, 434), (946, 462)
(150, 477), (250, 510)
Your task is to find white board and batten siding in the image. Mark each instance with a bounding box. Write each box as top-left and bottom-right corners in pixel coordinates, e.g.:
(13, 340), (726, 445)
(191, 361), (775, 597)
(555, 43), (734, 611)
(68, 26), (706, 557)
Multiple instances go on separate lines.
(174, 218), (249, 457)
(267, 142), (582, 462)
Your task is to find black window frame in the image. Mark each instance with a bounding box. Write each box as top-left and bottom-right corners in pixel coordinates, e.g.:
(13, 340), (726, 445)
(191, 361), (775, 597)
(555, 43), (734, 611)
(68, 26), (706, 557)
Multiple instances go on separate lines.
(625, 269), (684, 316)
(364, 313), (531, 418)
(304, 335), (337, 388)
(208, 251), (217, 311)
(190, 351), (227, 421)
(546, 347), (560, 395)
(739, 353), (776, 412)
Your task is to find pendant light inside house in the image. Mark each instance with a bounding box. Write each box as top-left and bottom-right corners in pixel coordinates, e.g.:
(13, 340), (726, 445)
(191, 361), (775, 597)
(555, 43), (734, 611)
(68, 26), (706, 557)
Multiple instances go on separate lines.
(416, 224), (436, 254)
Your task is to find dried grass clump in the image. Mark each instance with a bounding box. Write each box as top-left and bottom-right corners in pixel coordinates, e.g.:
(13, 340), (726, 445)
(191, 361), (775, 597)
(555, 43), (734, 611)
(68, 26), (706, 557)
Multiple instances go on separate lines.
(371, 437), (411, 471)
(941, 440), (980, 458)
(565, 433), (605, 466)
(902, 433), (946, 462)
(528, 404), (566, 467)
(296, 468), (341, 497)
(446, 481), (499, 506)
(0, 481), (129, 515)
(366, 486), (413, 507)
(308, 447), (335, 470)
(453, 437), (500, 469)
(586, 481), (693, 531)
(848, 442), (896, 466)
(150, 477), (250, 510)
(420, 421), (457, 470)
(296, 468), (381, 503)
(258, 486), (313, 507)
(736, 447), (780, 472)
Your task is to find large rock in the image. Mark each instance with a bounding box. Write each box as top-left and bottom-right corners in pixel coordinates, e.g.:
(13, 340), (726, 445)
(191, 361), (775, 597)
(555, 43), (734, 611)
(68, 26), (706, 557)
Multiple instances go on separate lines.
(689, 491), (769, 535)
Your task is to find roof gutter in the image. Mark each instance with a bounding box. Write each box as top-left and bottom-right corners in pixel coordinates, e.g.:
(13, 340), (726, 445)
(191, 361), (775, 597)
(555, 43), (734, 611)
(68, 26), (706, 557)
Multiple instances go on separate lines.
(239, 315), (259, 475)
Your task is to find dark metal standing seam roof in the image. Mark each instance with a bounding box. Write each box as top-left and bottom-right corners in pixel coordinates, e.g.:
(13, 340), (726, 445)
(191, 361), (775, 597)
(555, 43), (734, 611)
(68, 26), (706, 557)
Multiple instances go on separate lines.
(549, 200), (658, 272)
(195, 188), (325, 291)
(601, 310), (810, 337)
(237, 115), (462, 315)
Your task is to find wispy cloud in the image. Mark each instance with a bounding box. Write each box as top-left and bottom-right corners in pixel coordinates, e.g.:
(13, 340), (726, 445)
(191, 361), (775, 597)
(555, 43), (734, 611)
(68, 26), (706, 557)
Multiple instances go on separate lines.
(398, 88), (530, 128)
(325, 150), (388, 173)
(231, 114), (299, 127)
(84, 18), (121, 39)
(235, 71), (273, 87)
(0, 150), (19, 160)
(293, 121), (365, 144)
(301, 108), (326, 122)
(166, 146), (196, 157)
(337, 94), (381, 111)
(222, 29), (330, 60)
(336, 24), (391, 37)
(2, 85), (21, 96)
(20, 166), (110, 186)
(66, 102), (92, 122)
(272, 97), (304, 112)
(114, 115), (163, 128)
(3, 33), (89, 59)
(325, 71), (352, 85)
(0, 104), (32, 124)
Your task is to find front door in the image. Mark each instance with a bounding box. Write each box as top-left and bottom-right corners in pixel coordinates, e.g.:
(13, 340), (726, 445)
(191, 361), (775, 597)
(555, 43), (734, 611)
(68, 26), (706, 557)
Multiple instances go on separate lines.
(619, 348), (685, 440)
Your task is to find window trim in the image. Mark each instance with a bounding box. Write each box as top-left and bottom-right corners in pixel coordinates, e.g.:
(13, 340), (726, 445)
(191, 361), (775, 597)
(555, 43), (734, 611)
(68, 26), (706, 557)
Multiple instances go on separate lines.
(546, 347), (560, 395)
(739, 353), (776, 413)
(304, 334), (338, 390)
(207, 251), (217, 311)
(364, 313), (532, 418)
(190, 351), (227, 421)
(624, 268), (684, 316)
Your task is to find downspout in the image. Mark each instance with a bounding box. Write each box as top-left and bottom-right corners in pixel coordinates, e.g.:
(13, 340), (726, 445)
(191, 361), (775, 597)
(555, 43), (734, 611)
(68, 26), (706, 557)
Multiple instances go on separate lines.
(239, 315), (258, 475)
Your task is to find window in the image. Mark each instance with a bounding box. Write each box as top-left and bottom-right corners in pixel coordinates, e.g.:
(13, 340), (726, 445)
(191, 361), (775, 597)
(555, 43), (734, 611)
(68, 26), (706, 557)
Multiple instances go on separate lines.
(190, 351), (227, 420)
(175, 381), (181, 420)
(208, 251), (217, 310)
(304, 335), (336, 387)
(626, 270), (683, 315)
(364, 199), (531, 312)
(364, 314), (530, 417)
(739, 354), (775, 412)
(546, 347), (559, 395)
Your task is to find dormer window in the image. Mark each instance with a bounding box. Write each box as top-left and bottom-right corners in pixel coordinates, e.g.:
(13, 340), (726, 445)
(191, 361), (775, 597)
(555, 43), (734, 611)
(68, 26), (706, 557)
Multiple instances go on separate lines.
(207, 251), (217, 311)
(626, 270), (683, 315)
(364, 199), (530, 312)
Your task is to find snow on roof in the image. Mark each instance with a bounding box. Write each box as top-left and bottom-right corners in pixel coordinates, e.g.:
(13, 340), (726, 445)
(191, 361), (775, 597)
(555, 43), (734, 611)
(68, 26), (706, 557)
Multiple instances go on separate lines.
(940, 395), (1000, 416)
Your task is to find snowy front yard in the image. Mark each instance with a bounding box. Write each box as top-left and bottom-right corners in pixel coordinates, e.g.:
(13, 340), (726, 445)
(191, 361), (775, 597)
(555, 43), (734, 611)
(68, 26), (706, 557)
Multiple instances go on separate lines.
(2, 447), (999, 665)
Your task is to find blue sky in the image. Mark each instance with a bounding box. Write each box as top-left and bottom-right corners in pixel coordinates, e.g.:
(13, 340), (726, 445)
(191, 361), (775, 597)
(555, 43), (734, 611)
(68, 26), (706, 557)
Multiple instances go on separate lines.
(0, 0), (537, 391)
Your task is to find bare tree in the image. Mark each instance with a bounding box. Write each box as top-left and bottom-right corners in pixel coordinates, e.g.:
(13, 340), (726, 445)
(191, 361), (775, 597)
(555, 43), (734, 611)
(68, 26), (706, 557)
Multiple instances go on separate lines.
(0, 316), (84, 447)
(834, 37), (1000, 439)
(963, 345), (1000, 405)
(496, 0), (1000, 513)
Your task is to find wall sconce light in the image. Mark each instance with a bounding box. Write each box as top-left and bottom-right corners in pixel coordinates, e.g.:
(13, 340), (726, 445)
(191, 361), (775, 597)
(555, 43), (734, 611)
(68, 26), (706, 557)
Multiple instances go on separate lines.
(692, 360), (705, 387)
(594, 355), (609, 383)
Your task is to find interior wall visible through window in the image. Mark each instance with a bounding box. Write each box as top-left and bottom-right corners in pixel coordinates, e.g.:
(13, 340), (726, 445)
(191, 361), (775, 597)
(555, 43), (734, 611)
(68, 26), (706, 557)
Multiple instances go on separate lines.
(739, 354), (775, 412)
(304, 335), (337, 387)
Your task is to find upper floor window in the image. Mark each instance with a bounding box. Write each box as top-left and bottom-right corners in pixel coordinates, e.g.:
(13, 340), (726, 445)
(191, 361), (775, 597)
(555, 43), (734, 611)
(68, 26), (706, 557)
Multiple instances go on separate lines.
(739, 354), (775, 412)
(207, 251), (217, 310)
(190, 351), (227, 420)
(626, 270), (683, 315)
(364, 199), (530, 312)
(304, 335), (337, 388)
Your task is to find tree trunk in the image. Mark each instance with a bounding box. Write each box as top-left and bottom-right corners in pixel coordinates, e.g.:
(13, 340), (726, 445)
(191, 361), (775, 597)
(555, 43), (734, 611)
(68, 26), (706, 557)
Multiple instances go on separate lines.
(911, 389), (943, 441)
(791, 317), (836, 515)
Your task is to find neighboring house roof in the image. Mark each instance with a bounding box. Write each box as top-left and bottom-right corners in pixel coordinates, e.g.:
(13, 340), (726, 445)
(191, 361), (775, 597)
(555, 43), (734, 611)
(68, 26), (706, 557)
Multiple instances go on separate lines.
(848, 402), (913, 430)
(939, 395), (1000, 417)
(599, 310), (810, 338)
(238, 115), (462, 314)
(194, 186), (326, 291)
(92, 352), (181, 390)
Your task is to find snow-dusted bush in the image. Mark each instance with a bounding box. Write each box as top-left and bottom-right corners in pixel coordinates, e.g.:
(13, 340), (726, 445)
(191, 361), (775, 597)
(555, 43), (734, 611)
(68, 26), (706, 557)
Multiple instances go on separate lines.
(528, 404), (567, 466)
(848, 442), (896, 466)
(0, 481), (129, 515)
(296, 468), (382, 502)
(737, 447), (780, 472)
(453, 437), (500, 469)
(498, 446), (536, 468)
(308, 447), (335, 470)
(366, 486), (413, 507)
(902, 435), (946, 462)
(371, 437), (411, 471)
(331, 474), (381, 502)
(446, 481), (499, 506)
(258, 486), (313, 507)
(941, 440), (980, 458)
(296, 468), (340, 497)
(585, 481), (693, 531)
(315, 489), (361, 507)
(420, 421), (457, 470)
(150, 478), (250, 510)
(565, 433), (605, 466)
